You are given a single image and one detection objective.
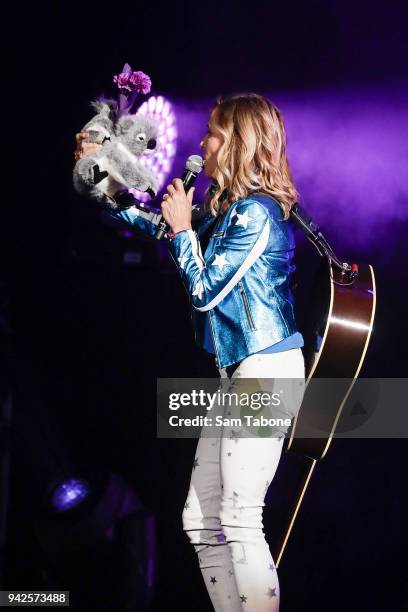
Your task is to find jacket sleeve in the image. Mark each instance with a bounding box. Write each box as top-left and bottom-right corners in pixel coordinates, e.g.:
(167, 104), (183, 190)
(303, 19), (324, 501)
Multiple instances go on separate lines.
(167, 199), (271, 312)
(101, 202), (210, 240)
(101, 205), (167, 239)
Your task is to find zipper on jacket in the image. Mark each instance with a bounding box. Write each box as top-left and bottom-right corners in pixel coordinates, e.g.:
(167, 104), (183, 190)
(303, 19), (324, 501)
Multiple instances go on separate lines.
(238, 281), (256, 331)
(208, 310), (221, 367)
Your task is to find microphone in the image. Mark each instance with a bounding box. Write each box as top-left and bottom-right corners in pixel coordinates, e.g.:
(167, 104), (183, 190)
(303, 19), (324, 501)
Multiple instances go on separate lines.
(155, 154), (204, 240)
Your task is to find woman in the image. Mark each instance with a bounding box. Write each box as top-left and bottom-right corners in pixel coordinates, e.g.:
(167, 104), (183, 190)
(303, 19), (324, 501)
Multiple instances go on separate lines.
(75, 93), (305, 611)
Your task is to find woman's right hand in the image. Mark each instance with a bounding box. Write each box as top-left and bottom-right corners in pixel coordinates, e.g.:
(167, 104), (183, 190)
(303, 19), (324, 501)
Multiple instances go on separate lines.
(74, 132), (103, 161)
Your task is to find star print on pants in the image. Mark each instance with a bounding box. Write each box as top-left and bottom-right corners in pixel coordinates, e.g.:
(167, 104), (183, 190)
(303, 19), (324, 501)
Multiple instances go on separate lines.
(240, 594), (248, 603)
(235, 210), (254, 229)
(210, 576), (217, 584)
(211, 252), (230, 270)
(193, 458), (200, 469)
(266, 587), (277, 598)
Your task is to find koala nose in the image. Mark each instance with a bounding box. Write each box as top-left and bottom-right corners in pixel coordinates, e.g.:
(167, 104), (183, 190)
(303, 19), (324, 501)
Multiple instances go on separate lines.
(147, 138), (156, 150)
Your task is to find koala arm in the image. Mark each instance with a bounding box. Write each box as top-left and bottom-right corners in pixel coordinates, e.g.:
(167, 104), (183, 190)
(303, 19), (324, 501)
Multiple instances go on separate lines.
(102, 204), (168, 239)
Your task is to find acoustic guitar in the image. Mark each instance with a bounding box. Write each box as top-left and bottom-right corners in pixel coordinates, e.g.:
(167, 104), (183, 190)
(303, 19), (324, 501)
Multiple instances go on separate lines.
(273, 204), (376, 567)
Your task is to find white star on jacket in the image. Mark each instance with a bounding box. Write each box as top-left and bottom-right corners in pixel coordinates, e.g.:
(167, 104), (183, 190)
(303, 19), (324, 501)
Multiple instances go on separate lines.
(212, 252), (230, 270)
(235, 210), (254, 229)
(178, 255), (188, 270)
(192, 280), (204, 300)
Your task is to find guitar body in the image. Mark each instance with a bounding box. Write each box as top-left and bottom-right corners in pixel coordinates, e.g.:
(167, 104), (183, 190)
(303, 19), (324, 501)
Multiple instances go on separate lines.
(288, 258), (376, 459)
(273, 258), (376, 566)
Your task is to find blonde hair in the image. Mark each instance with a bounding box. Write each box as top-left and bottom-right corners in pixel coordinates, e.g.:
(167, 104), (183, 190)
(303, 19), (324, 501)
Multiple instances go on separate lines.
(205, 93), (298, 220)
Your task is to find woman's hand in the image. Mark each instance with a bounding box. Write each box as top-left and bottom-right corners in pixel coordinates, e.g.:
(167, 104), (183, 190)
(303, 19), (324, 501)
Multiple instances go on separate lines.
(160, 178), (195, 234)
(74, 132), (102, 161)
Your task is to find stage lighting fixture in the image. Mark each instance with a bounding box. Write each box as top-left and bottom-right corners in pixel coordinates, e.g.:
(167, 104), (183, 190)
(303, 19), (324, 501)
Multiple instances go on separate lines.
(34, 472), (156, 611)
(50, 478), (90, 512)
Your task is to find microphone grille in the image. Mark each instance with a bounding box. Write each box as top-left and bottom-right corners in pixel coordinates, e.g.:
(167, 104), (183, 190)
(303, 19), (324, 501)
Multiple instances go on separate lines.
(186, 154), (204, 173)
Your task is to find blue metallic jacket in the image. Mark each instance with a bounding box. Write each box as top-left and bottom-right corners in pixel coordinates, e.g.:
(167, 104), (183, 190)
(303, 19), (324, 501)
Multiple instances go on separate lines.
(103, 193), (299, 369)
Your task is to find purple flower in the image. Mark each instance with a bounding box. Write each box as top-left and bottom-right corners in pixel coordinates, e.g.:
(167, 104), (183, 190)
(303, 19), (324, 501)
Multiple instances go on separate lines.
(113, 73), (133, 92)
(129, 71), (152, 94)
(113, 70), (152, 95)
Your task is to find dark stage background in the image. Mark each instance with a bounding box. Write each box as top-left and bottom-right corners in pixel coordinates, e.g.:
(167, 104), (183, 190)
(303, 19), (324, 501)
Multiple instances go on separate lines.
(4, 1), (408, 611)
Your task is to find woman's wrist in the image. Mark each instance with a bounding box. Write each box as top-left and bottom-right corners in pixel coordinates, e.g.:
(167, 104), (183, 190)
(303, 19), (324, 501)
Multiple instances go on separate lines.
(170, 225), (192, 235)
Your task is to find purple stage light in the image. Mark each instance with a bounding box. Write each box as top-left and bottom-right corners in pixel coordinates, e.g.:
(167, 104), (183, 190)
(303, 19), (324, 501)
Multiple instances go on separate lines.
(51, 478), (90, 512)
(129, 95), (178, 202)
(171, 86), (408, 249)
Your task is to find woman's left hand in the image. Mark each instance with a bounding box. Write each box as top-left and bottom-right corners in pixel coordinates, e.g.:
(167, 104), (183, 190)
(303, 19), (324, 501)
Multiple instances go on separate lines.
(160, 178), (195, 234)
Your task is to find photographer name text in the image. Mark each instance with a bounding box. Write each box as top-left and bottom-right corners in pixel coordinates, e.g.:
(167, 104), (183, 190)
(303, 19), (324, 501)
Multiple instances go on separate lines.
(168, 415), (291, 427)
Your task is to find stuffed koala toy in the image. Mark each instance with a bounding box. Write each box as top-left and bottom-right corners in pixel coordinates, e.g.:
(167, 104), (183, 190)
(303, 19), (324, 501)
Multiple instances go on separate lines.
(73, 100), (159, 209)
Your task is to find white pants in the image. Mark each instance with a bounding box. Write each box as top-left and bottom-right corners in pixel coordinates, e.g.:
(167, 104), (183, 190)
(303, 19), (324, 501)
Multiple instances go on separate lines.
(182, 349), (305, 611)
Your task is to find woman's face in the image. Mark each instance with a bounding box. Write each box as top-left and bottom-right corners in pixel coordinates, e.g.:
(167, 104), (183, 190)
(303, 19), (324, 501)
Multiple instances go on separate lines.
(200, 113), (223, 178)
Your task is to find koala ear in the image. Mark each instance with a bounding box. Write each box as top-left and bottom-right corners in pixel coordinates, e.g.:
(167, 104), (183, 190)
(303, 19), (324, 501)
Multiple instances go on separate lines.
(90, 100), (114, 115)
